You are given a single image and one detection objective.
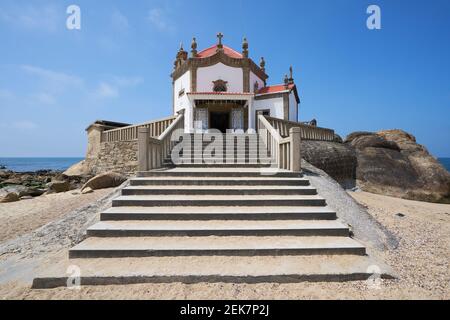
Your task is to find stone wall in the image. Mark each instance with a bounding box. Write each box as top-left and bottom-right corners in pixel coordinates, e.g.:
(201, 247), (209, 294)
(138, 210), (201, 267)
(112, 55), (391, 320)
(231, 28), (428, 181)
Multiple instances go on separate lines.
(301, 140), (357, 189)
(87, 140), (138, 175)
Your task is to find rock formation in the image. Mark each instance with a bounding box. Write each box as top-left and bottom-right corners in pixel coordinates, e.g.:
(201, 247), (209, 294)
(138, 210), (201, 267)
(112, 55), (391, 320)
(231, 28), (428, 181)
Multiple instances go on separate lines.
(345, 129), (450, 203)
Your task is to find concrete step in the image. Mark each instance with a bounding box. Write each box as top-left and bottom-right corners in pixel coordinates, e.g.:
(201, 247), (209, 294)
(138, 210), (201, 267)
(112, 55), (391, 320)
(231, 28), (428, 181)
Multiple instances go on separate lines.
(112, 195), (327, 207)
(100, 206), (337, 221)
(136, 168), (301, 177)
(129, 177), (310, 186)
(87, 220), (349, 237)
(121, 186), (318, 196)
(68, 236), (366, 258)
(33, 254), (395, 289)
(172, 163), (272, 168)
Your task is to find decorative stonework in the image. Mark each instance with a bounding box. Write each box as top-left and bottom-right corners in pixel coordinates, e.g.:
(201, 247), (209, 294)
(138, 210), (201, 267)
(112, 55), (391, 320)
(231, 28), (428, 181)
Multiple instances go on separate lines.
(172, 50), (268, 86)
(213, 79), (228, 92)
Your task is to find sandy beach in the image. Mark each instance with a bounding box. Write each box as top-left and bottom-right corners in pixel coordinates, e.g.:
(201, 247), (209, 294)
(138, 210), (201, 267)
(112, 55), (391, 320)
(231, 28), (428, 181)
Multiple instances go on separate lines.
(0, 190), (448, 300)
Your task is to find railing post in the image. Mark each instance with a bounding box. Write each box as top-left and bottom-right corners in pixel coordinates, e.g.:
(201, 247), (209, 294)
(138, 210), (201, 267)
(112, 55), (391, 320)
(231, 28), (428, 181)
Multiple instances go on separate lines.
(138, 127), (149, 171)
(290, 127), (302, 172)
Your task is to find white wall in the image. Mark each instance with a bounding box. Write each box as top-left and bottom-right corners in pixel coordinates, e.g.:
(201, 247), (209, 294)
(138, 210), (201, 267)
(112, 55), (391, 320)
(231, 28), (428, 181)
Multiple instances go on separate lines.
(197, 63), (243, 92)
(252, 97), (285, 128)
(173, 70), (193, 131)
(249, 71), (264, 93)
(289, 92), (298, 121)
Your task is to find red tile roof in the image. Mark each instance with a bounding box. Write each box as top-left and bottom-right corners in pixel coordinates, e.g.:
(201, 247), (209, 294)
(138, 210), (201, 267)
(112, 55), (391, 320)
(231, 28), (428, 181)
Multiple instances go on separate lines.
(257, 84), (295, 94)
(187, 92), (254, 96)
(197, 45), (243, 59)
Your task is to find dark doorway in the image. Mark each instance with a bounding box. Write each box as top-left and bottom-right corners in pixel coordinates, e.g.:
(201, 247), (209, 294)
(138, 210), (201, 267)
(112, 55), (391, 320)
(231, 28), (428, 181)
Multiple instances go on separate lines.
(210, 112), (229, 133)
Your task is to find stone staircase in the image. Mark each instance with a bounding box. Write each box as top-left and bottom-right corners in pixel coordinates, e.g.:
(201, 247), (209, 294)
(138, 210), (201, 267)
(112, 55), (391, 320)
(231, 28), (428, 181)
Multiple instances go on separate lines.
(164, 133), (271, 167)
(32, 135), (393, 288)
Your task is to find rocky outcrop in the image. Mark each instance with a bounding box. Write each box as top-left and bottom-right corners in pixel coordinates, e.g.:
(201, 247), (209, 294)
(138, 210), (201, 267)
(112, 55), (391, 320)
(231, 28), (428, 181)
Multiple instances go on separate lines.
(81, 172), (127, 192)
(64, 160), (92, 177)
(0, 189), (20, 203)
(46, 181), (71, 193)
(301, 141), (357, 189)
(346, 129), (450, 203)
(0, 169), (91, 201)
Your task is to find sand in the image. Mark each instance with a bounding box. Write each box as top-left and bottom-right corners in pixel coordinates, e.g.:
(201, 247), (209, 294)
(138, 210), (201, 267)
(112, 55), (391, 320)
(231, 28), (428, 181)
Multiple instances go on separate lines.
(0, 189), (113, 243)
(0, 191), (448, 300)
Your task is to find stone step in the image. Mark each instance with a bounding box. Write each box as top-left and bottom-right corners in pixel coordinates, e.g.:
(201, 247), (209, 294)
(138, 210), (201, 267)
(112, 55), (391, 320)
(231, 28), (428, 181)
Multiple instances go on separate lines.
(129, 177), (310, 186)
(136, 168), (300, 177)
(87, 220), (349, 237)
(112, 195), (327, 207)
(100, 206), (337, 221)
(68, 236), (366, 258)
(170, 163), (272, 168)
(121, 186), (318, 196)
(33, 255), (395, 289)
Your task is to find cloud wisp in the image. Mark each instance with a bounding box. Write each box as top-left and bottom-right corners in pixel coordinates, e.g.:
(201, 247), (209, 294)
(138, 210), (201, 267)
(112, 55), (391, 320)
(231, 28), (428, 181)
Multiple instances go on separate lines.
(0, 3), (61, 33)
(148, 8), (175, 33)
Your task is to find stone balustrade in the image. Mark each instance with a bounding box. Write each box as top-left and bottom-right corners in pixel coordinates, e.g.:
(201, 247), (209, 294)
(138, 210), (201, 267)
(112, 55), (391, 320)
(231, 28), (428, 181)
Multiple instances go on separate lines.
(101, 116), (177, 142)
(257, 115), (301, 172)
(265, 116), (335, 142)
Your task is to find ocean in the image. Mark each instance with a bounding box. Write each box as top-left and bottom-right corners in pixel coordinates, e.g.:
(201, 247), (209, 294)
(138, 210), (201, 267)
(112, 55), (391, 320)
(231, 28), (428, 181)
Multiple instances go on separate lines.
(1, 157), (449, 173)
(438, 158), (450, 172)
(0, 158), (83, 173)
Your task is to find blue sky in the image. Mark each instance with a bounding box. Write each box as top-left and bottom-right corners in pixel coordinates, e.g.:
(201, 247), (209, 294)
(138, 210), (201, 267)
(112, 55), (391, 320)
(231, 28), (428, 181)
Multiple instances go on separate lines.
(0, 0), (449, 157)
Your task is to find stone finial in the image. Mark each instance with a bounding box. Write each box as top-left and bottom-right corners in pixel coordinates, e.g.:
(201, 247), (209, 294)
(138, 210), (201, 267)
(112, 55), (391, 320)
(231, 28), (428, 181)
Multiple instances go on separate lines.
(260, 57), (266, 72)
(253, 81), (259, 93)
(174, 42), (188, 69)
(191, 37), (198, 57)
(242, 37), (249, 58)
(288, 66), (294, 84)
(284, 74), (289, 86)
(217, 32), (224, 49)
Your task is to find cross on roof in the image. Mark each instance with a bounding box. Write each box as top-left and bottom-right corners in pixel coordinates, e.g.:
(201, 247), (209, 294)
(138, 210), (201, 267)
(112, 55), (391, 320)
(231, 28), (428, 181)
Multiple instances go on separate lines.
(217, 32), (224, 46)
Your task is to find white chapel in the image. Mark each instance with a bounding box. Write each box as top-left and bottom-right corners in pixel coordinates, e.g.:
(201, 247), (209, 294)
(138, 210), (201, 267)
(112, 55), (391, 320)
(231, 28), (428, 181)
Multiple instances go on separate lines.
(171, 33), (300, 133)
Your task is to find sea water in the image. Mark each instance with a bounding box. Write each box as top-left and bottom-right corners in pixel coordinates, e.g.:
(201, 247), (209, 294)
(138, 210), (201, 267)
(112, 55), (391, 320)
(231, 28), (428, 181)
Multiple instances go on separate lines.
(0, 158), (83, 172)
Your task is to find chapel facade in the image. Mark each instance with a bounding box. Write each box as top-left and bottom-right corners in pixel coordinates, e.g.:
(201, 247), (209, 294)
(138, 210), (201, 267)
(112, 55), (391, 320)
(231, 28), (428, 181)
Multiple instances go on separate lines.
(172, 33), (300, 133)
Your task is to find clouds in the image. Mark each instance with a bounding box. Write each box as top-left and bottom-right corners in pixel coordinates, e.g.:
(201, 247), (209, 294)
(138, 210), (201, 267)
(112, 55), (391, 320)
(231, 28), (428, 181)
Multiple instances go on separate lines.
(95, 82), (119, 99)
(12, 120), (38, 130)
(111, 9), (129, 31)
(17, 64), (143, 102)
(0, 120), (38, 131)
(20, 65), (83, 93)
(0, 3), (61, 33)
(148, 8), (175, 33)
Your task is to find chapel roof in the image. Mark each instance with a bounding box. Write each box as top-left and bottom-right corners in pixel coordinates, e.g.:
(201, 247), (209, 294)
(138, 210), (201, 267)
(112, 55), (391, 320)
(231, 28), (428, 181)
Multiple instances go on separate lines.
(197, 44), (244, 59)
(257, 83), (296, 94)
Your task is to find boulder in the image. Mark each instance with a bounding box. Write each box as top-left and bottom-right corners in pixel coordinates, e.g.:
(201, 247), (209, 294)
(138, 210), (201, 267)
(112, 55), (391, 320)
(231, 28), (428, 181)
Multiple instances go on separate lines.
(345, 129), (450, 203)
(344, 131), (374, 143)
(2, 185), (33, 198)
(349, 135), (400, 151)
(2, 178), (22, 185)
(64, 160), (91, 177)
(301, 140), (357, 189)
(81, 186), (94, 194)
(0, 170), (12, 179)
(47, 180), (71, 193)
(0, 190), (20, 203)
(81, 172), (127, 192)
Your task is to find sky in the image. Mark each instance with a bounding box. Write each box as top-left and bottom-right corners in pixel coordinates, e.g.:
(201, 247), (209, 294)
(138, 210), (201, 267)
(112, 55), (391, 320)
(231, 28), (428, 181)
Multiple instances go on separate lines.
(0, 0), (449, 157)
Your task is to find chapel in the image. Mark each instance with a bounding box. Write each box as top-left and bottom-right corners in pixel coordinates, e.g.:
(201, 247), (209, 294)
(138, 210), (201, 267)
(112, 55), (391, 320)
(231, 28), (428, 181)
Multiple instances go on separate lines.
(172, 33), (300, 133)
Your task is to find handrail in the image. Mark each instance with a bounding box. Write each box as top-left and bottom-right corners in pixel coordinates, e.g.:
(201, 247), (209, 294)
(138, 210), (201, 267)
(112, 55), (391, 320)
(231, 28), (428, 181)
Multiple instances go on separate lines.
(257, 115), (301, 172)
(265, 116), (335, 141)
(138, 113), (185, 171)
(101, 115), (177, 142)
